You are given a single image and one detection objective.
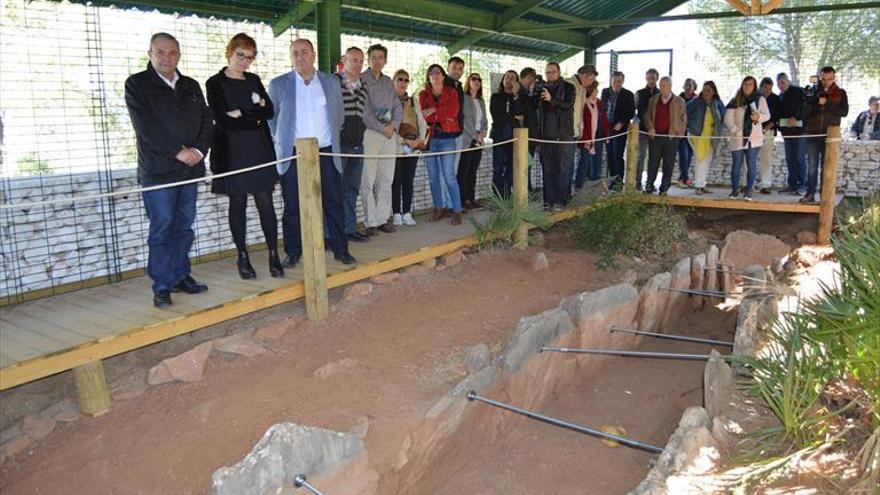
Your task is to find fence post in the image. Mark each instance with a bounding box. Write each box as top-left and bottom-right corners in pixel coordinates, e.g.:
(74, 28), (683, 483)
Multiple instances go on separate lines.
(817, 126), (841, 244)
(73, 360), (111, 417)
(625, 122), (640, 191)
(513, 127), (530, 249)
(296, 137), (330, 320)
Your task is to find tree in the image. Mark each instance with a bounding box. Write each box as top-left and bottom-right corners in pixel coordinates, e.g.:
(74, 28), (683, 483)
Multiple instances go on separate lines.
(690, 0), (880, 84)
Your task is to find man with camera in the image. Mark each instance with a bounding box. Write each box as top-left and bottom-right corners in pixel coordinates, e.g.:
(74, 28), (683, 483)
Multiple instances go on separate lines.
(800, 66), (848, 204)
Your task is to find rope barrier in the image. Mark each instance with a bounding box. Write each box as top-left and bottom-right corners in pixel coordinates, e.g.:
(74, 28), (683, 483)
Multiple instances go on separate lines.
(636, 130), (841, 141)
(0, 154), (299, 211)
(526, 130), (629, 145)
(317, 137), (517, 159)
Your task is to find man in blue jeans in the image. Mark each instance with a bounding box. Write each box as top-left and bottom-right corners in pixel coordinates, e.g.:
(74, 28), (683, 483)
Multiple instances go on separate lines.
(801, 66), (848, 204)
(125, 33), (213, 308)
(776, 73), (808, 195)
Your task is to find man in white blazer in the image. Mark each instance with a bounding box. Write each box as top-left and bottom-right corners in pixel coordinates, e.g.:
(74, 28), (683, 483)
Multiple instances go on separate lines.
(268, 38), (355, 266)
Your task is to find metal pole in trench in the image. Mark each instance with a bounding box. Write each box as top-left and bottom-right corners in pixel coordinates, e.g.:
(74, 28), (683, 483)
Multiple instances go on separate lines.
(660, 287), (734, 298)
(466, 391), (664, 454)
(294, 474), (327, 495)
(609, 326), (734, 347)
(539, 347), (735, 361)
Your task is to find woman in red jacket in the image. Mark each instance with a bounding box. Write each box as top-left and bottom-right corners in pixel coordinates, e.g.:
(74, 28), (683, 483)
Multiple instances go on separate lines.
(418, 64), (464, 224)
(577, 83), (611, 184)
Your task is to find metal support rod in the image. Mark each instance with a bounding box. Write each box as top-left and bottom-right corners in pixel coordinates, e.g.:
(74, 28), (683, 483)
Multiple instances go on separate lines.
(466, 391), (663, 454)
(660, 287), (733, 298)
(540, 347), (734, 361)
(609, 326), (734, 347)
(294, 475), (326, 495)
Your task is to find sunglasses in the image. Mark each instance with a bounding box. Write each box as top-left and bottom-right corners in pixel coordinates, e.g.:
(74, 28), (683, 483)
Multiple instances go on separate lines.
(471, 77), (482, 81)
(396, 78), (410, 83)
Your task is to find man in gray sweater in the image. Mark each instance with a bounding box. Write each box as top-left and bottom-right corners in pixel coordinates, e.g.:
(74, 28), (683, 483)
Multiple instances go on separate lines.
(360, 44), (402, 235)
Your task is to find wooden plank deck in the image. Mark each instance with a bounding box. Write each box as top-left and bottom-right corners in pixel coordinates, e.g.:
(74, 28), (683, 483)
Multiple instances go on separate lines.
(0, 187), (838, 391)
(635, 185), (842, 213)
(0, 211), (489, 389)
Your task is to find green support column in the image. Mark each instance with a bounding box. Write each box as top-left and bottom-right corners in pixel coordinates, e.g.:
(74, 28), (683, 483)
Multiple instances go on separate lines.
(583, 43), (597, 67)
(315, 0), (341, 74)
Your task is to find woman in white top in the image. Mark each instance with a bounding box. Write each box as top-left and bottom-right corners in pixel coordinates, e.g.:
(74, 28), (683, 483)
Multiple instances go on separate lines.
(457, 72), (489, 209)
(391, 69), (428, 225)
(723, 76), (770, 200)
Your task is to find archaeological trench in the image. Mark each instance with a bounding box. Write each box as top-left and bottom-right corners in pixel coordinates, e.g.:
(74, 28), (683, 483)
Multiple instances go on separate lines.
(203, 229), (807, 495)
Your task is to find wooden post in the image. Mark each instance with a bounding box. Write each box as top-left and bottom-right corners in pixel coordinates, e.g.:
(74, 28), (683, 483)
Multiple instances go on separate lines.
(296, 137), (330, 320)
(624, 122), (640, 191)
(73, 360), (110, 417)
(513, 127), (530, 249)
(817, 126), (840, 244)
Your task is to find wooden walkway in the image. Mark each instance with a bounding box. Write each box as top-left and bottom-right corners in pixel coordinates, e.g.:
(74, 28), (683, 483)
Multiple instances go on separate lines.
(0, 212), (491, 390)
(0, 187), (840, 393)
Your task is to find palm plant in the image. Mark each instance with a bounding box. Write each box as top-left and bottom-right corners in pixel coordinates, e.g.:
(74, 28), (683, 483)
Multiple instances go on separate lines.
(469, 188), (552, 247)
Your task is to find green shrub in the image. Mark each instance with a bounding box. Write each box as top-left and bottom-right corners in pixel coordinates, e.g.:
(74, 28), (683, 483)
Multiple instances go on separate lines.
(571, 194), (689, 267)
(469, 189), (552, 247)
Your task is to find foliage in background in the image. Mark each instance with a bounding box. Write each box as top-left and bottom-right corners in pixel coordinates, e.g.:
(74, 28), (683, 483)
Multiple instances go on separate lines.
(469, 189), (552, 247)
(571, 194), (689, 267)
(17, 152), (51, 175)
(691, 0), (880, 83)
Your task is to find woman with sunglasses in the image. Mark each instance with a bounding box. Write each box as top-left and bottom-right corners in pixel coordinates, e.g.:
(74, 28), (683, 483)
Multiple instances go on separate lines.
(419, 64), (464, 224)
(206, 33), (282, 279)
(457, 72), (488, 210)
(391, 69), (427, 226)
(489, 70), (524, 198)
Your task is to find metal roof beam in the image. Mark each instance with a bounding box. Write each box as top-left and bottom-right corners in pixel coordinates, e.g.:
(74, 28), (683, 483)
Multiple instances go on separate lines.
(550, 47), (582, 63)
(342, 0), (587, 48)
(497, 0), (548, 30)
(447, 31), (488, 56)
(272, 1), (317, 37)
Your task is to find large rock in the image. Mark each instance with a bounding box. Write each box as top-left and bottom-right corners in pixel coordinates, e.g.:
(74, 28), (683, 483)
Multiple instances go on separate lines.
(662, 258), (693, 329)
(637, 272), (671, 332)
(629, 407), (720, 495)
(690, 254), (706, 310)
(212, 423), (365, 495)
(560, 283), (639, 330)
(704, 350), (734, 420)
(148, 342), (214, 385)
(719, 230), (790, 292)
(500, 308), (575, 373)
(704, 244), (719, 293)
(213, 334), (267, 358)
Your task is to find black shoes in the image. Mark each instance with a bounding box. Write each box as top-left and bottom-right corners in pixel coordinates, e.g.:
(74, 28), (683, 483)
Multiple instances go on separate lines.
(173, 275), (208, 294)
(268, 249), (284, 278)
(153, 290), (172, 308)
(283, 254), (301, 267)
(237, 251), (257, 280)
(347, 232), (369, 242)
(759, 187), (772, 194)
(334, 252), (357, 265)
(799, 193), (817, 203)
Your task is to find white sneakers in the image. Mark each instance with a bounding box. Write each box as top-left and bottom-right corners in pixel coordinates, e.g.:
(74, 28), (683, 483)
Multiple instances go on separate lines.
(402, 213), (416, 226)
(392, 213), (403, 226)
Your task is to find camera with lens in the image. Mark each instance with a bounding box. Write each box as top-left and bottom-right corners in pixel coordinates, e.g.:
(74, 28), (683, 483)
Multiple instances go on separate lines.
(803, 74), (821, 104)
(533, 75), (546, 96)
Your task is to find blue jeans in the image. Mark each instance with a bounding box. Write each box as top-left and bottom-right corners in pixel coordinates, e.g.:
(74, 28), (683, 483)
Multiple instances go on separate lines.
(492, 141), (513, 198)
(677, 136), (693, 181)
(782, 136), (807, 190)
(426, 137), (462, 212)
(730, 145), (760, 193)
(341, 145), (364, 235)
(575, 142), (605, 187)
(805, 136), (825, 195)
(142, 183), (197, 293)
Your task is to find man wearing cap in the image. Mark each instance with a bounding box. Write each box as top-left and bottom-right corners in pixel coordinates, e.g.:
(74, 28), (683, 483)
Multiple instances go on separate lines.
(567, 65), (598, 193)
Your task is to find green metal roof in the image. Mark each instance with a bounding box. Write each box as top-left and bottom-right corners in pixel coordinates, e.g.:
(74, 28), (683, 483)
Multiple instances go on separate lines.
(58, 0), (692, 59)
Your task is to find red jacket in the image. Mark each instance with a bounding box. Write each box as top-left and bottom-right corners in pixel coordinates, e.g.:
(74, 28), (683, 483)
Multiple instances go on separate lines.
(419, 85), (461, 137)
(581, 99), (610, 146)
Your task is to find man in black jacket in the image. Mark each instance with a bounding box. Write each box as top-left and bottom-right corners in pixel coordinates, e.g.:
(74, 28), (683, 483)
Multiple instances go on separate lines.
(801, 66), (848, 203)
(601, 71), (635, 189)
(634, 68), (660, 190)
(776, 72), (807, 194)
(125, 33), (213, 308)
(538, 62), (576, 210)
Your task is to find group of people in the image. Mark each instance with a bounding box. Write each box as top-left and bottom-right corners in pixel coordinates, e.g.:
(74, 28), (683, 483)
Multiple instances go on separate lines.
(125, 32), (866, 308)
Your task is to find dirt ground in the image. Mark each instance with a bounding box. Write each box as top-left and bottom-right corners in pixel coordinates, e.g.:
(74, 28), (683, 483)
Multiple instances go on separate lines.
(0, 210), (809, 494)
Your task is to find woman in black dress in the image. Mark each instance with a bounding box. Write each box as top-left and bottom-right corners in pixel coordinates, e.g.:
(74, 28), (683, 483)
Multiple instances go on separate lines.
(206, 33), (282, 279)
